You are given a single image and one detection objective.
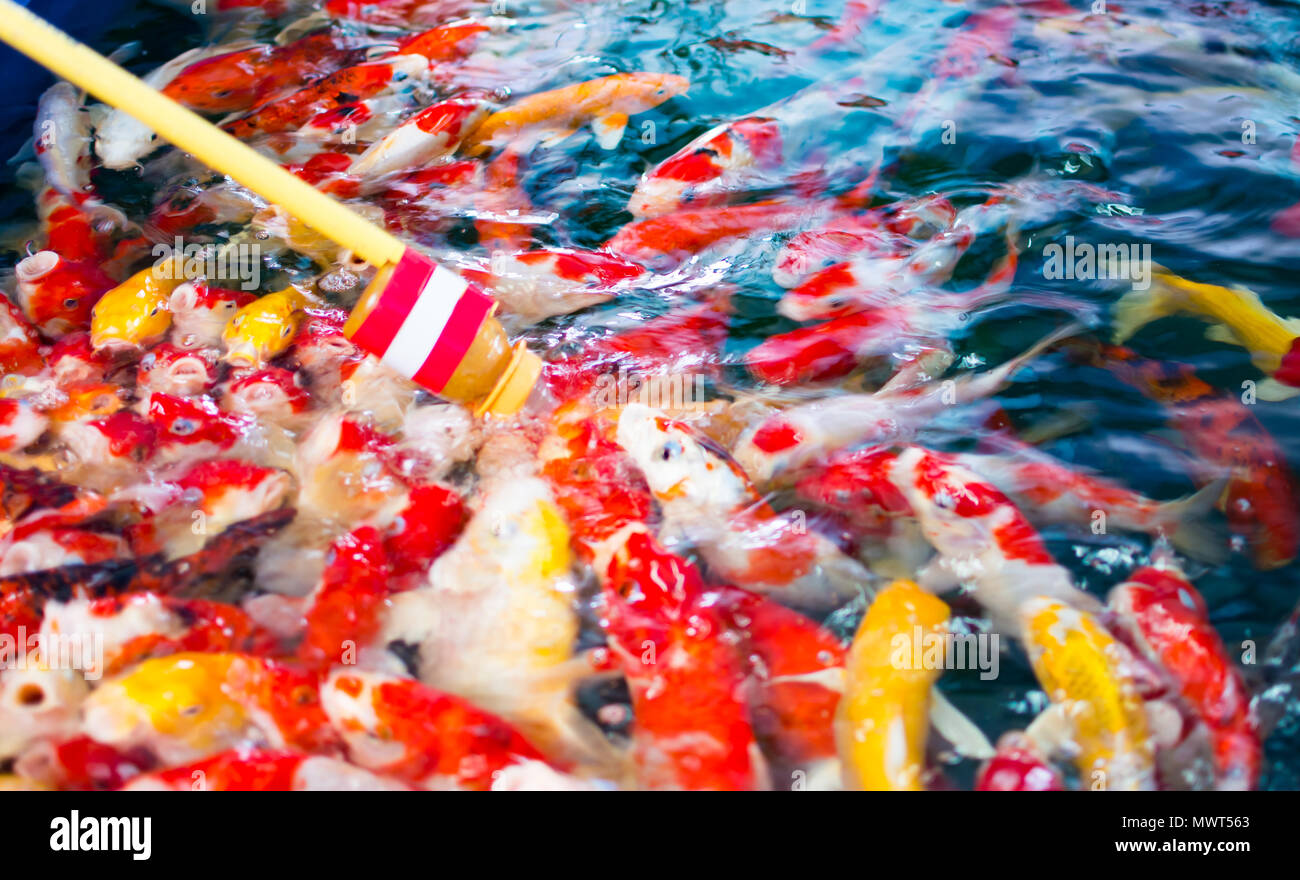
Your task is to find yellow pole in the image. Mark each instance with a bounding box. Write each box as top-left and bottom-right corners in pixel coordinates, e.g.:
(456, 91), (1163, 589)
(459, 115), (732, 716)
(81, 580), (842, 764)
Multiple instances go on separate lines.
(0, 0), (407, 267)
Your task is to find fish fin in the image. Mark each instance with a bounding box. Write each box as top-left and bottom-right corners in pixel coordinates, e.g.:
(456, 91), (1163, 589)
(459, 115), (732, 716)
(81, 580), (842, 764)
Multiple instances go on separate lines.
(591, 112), (629, 149)
(538, 126), (580, 148)
(928, 688), (994, 759)
(878, 347), (955, 395)
(1024, 703), (1073, 757)
(1158, 477), (1229, 565)
(1256, 377), (1300, 401)
(1204, 323), (1240, 346)
(1112, 281), (1177, 343)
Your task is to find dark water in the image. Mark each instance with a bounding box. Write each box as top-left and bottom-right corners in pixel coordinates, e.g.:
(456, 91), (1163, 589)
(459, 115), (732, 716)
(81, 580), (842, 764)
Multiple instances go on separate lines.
(3, 0), (1299, 787)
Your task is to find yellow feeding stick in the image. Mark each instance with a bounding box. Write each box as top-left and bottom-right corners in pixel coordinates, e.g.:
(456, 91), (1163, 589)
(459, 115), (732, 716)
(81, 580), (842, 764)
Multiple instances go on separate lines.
(0, 0), (540, 416)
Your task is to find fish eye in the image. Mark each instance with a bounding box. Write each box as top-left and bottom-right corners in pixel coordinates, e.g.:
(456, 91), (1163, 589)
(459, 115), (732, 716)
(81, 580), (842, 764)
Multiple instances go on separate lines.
(150, 306), (160, 316)
(282, 326), (291, 336)
(63, 297), (79, 308)
(660, 440), (682, 461)
(171, 418), (196, 435)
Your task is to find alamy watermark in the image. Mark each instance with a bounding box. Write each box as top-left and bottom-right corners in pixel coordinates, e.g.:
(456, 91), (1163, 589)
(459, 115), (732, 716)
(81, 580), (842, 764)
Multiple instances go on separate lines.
(891, 626), (1000, 680)
(152, 237), (261, 291)
(593, 369), (708, 410)
(1042, 236), (1151, 290)
(1, 626), (104, 681)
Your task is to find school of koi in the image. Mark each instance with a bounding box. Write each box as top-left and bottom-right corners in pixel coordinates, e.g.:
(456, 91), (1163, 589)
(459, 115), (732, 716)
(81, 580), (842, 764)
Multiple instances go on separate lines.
(0, 0), (1297, 790)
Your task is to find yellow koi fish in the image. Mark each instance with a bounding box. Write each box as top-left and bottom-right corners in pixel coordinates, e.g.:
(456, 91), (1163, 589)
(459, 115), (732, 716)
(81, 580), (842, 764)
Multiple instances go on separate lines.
(837, 579), (949, 791)
(90, 267), (182, 351)
(1113, 267), (1300, 400)
(222, 284), (314, 367)
(1020, 598), (1156, 791)
(463, 73), (690, 155)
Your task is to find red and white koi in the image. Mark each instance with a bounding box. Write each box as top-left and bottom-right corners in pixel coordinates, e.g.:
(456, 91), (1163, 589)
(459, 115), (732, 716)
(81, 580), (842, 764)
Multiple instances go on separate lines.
(459, 247), (648, 325)
(349, 94), (491, 183)
(1108, 557), (1261, 790)
(628, 116), (784, 218)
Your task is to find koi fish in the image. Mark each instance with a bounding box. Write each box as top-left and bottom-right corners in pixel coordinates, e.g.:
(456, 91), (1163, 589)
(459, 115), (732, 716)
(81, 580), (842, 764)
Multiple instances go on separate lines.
(34, 82), (93, 197)
(14, 250), (116, 337)
(223, 56), (428, 140)
(1020, 598), (1156, 791)
(1113, 267), (1300, 400)
(0, 295), (43, 376)
(81, 652), (337, 765)
(136, 344), (220, 400)
(874, 445), (1101, 625)
(627, 116), (784, 218)
(459, 247), (648, 325)
(379, 470), (595, 761)
(975, 732), (1065, 791)
(0, 400), (48, 454)
(168, 281), (258, 350)
(350, 94), (491, 183)
(97, 44), (259, 169)
(38, 591), (275, 678)
(837, 580), (948, 791)
(615, 402), (872, 609)
(1109, 558), (1261, 790)
(222, 285), (315, 368)
(161, 31), (366, 115)
(1071, 341), (1298, 570)
(219, 367), (311, 424)
(772, 194), (956, 288)
(733, 325), (1073, 484)
(293, 414), (406, 524)
(602, 529), (764, 790)
(48, 332), (111, 387)
(606, 200), (810, 271)
(122, 748), (406, 791)
(319, 670), (553, 791)
(462, 73), (690, 155)
(0, 527), (127, 577)
(146, 394), (252, 460)
(90, 268), (182, 352)
(947, 438), (1225, 562)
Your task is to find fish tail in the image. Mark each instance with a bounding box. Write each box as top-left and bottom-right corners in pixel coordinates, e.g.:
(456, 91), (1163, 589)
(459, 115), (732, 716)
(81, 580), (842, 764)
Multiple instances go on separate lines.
(1111, 267), (1190, 343)
(1158, 476), (1229, 565)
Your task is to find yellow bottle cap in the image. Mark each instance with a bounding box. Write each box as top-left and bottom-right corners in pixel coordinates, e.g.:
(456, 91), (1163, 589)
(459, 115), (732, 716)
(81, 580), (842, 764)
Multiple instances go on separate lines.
(476, 341), (543, 417)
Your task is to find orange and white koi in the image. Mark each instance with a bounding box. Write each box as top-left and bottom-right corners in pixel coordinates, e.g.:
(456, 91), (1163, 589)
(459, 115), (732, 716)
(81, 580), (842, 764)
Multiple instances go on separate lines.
(606, 200), (811, 271)
(463, 72), (688, 155)
(1071, 341), (1299, 570)
(161, 31), (367, 116)
(1109, 558), (1261, 790)
(223, 55), (428, 140)
(1113, 266), (1300, 401)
